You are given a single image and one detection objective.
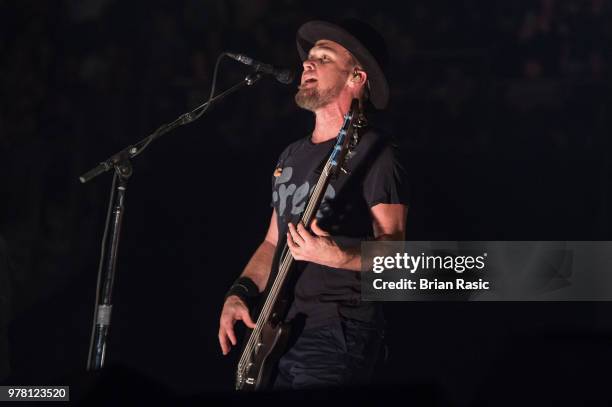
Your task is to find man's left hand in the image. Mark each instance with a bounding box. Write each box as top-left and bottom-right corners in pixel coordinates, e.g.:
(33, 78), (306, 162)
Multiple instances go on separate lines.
(286, 220), (344, 268)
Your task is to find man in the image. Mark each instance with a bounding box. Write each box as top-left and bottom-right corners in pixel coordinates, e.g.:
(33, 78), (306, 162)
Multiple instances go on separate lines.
(219, 19), (408, 389)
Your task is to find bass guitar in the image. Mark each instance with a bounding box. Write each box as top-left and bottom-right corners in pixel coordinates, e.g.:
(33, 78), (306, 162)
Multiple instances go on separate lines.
(235, 99), (363, 390)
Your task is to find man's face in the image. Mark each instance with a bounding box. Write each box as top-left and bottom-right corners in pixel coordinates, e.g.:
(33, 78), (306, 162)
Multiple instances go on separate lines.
(295, 40), (355, 111)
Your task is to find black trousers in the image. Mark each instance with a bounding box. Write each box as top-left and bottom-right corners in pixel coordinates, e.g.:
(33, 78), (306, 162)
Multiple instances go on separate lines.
(272, 317), (385, 390)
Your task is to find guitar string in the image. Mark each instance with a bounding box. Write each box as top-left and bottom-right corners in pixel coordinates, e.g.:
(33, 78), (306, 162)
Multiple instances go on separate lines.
(236, 114), (354, 382)
(236, 119), (353, 381)
(236, 158), (331, 373)
(237, 118), (350, 371)
(236, 120), (352, 378)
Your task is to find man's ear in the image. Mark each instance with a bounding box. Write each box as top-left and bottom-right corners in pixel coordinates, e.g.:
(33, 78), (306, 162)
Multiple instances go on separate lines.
(349, 69), (367, 87)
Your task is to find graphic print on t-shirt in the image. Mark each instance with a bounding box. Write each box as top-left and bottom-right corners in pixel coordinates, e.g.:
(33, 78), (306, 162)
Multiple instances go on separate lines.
(271, 166), (335, 218)
(268, 131), (409, 327)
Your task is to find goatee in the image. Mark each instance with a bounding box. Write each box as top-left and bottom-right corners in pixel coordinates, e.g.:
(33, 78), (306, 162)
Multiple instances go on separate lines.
(295, 83), (343, 111)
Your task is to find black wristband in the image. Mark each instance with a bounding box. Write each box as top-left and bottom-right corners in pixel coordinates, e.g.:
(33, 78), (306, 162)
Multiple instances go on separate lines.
(224, 276), (260, 308)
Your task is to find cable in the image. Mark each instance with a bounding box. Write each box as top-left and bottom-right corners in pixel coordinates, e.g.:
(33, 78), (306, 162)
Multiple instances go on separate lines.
(86, 171), (117, 370)
(133, 52), (227, 157)
(188, 52), (226, 121)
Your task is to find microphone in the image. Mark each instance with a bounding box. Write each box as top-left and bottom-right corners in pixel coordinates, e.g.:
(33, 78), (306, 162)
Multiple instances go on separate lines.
(226, 52), (295, 84)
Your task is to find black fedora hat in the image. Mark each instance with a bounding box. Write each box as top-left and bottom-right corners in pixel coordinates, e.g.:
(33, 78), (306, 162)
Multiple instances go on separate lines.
(296, 19), (390, 109)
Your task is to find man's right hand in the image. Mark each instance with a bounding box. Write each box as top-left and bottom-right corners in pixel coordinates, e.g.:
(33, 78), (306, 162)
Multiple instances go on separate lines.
(218, 295), (257, 355)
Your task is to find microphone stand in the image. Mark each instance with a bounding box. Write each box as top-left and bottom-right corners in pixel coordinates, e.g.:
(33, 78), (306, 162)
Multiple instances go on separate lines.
(82, 72), (263, 371)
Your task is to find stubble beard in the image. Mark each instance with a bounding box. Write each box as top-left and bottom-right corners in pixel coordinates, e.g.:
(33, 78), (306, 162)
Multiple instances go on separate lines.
(294, 81), (344, 112)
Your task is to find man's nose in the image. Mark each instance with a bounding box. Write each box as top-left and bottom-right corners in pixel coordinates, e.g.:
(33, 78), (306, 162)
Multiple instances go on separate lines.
(303, 59), (315, 71)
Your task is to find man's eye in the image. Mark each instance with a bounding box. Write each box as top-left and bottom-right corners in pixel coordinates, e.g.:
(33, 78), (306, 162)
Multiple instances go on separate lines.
(307, 54), (330, 64)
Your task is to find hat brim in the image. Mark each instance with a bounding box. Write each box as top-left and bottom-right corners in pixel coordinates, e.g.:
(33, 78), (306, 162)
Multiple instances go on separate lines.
(296, 21), (389, 109)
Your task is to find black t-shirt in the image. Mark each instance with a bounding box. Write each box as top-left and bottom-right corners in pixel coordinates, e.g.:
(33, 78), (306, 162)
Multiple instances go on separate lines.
(270, 128), (409, 328)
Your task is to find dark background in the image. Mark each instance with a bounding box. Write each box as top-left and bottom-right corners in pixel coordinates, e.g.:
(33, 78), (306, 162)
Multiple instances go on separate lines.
(1, 0), (611, 404)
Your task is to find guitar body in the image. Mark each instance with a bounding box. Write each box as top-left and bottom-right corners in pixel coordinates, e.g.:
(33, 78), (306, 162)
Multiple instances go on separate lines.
(236, 244), (296, 390)
(238, 320), (291, 390)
